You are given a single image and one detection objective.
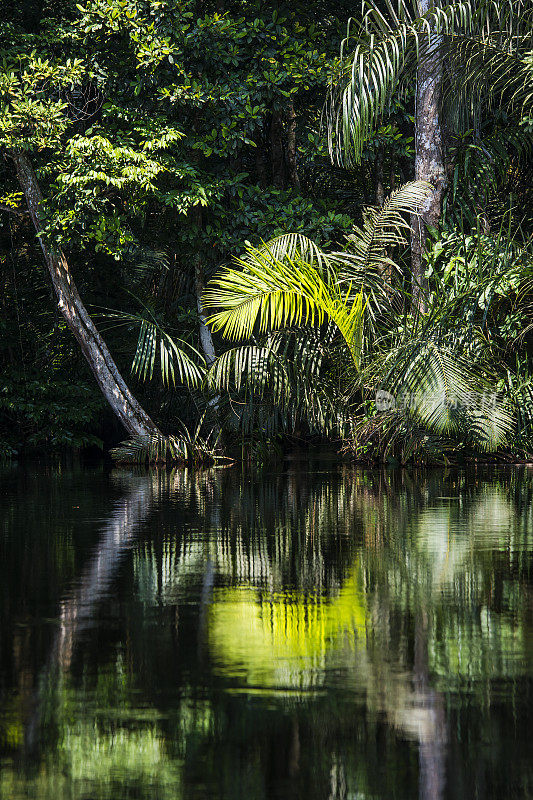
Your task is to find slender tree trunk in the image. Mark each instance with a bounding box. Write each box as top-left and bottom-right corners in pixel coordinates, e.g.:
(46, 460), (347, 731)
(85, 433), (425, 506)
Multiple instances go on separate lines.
(375, 144), (385, 206)
(12, 150), (161, 439)
(190, 206), (217, 368)
(286, 99), (300, 190)
(411, 0), (447, 315)
(189, 207), (221, 436)
(194, 258), (217, 367)
(270, 110), (286, 188)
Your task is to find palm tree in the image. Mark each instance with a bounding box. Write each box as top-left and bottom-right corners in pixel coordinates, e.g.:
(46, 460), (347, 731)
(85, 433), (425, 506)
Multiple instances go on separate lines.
(204, 180), (520, 458)
(204, 181), (432, 365)
(327, 0), (533, 311)
(202, 183), (433, 444)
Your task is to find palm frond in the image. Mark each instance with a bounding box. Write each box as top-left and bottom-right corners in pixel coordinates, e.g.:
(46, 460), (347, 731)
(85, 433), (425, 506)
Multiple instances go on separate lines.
(204, 183), (433, 371)
(207, 326), (352, 439)
(120, 246), (170, 287)
(207, 343), (288, 397)
(328, 0), (466, 165)
(371, 340), (515, 449)
(107, 310), (205, 387)
(204, 239), (366, 369)
(332, 180), (434, 279)
(328, 0), (532, 165)
(111, 414), (225, 464)
(444, 24), (533, 125)
(248, 233), (331, 272)
(132, 317), (205, 387)
(445, 124), (533, 218)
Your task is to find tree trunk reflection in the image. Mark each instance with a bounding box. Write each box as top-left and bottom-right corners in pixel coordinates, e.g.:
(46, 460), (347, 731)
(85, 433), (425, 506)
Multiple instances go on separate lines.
(25, 475), (153, 753)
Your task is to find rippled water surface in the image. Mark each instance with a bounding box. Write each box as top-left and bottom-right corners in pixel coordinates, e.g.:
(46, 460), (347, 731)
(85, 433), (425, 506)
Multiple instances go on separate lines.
(1, 462), (533, 799)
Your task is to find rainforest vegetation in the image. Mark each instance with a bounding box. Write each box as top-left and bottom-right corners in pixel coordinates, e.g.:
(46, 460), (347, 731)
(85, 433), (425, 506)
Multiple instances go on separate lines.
(1, 0), (532, 464)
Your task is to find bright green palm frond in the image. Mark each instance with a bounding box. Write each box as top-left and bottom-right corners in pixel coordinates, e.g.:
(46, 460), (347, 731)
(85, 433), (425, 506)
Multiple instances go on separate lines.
(250, 233), (331, 272)
(204, 240), (367, 370)
(127, 315), (204, 387)
(203, 247), (326, 338)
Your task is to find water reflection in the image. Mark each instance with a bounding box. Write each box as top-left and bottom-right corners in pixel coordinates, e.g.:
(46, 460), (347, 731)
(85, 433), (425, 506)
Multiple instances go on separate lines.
(0, 464), (532, 799)
(25, 474), (153, 752)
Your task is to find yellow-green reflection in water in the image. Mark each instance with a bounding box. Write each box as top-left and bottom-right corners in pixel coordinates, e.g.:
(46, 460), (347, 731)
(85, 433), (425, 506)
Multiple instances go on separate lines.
(209, 566), (366, 690)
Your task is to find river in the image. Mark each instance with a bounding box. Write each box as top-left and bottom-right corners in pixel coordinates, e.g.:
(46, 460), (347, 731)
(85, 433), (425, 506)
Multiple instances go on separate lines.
(1, 461), (532, 798)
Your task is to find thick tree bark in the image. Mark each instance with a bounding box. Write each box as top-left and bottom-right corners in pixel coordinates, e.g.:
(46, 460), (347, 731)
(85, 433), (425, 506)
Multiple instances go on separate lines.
(286, 99), (300, 190)
(411, 0), (447, 315)
(12, 150), (161, 439)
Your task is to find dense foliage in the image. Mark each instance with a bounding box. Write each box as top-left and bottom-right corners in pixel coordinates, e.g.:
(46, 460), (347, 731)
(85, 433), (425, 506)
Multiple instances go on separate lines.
(0, 0), (532, 463)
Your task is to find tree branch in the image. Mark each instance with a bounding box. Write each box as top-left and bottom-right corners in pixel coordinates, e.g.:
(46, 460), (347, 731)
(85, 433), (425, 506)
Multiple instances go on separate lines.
(0, 203), (29, 217)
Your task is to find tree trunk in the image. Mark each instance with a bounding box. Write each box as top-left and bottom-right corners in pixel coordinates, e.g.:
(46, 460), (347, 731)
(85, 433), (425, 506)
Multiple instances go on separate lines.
(375, 144), (385, 206)
(12, 150), (161, 439)
(270, 110), (286, 188)
(410, 0), (447, 315)
(286, 99), (300, 190)
(194, 258), (217, 368)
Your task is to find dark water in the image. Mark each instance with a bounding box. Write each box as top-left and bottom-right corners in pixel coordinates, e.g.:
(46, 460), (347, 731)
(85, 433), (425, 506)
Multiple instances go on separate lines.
(1, 462), (533, 799)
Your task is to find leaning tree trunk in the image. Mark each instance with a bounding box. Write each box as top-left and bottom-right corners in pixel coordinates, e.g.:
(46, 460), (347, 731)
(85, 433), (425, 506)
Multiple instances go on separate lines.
(12, 150), (161, 439)
(25, 474), (153, 753)
(411, 0), (447, 315)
